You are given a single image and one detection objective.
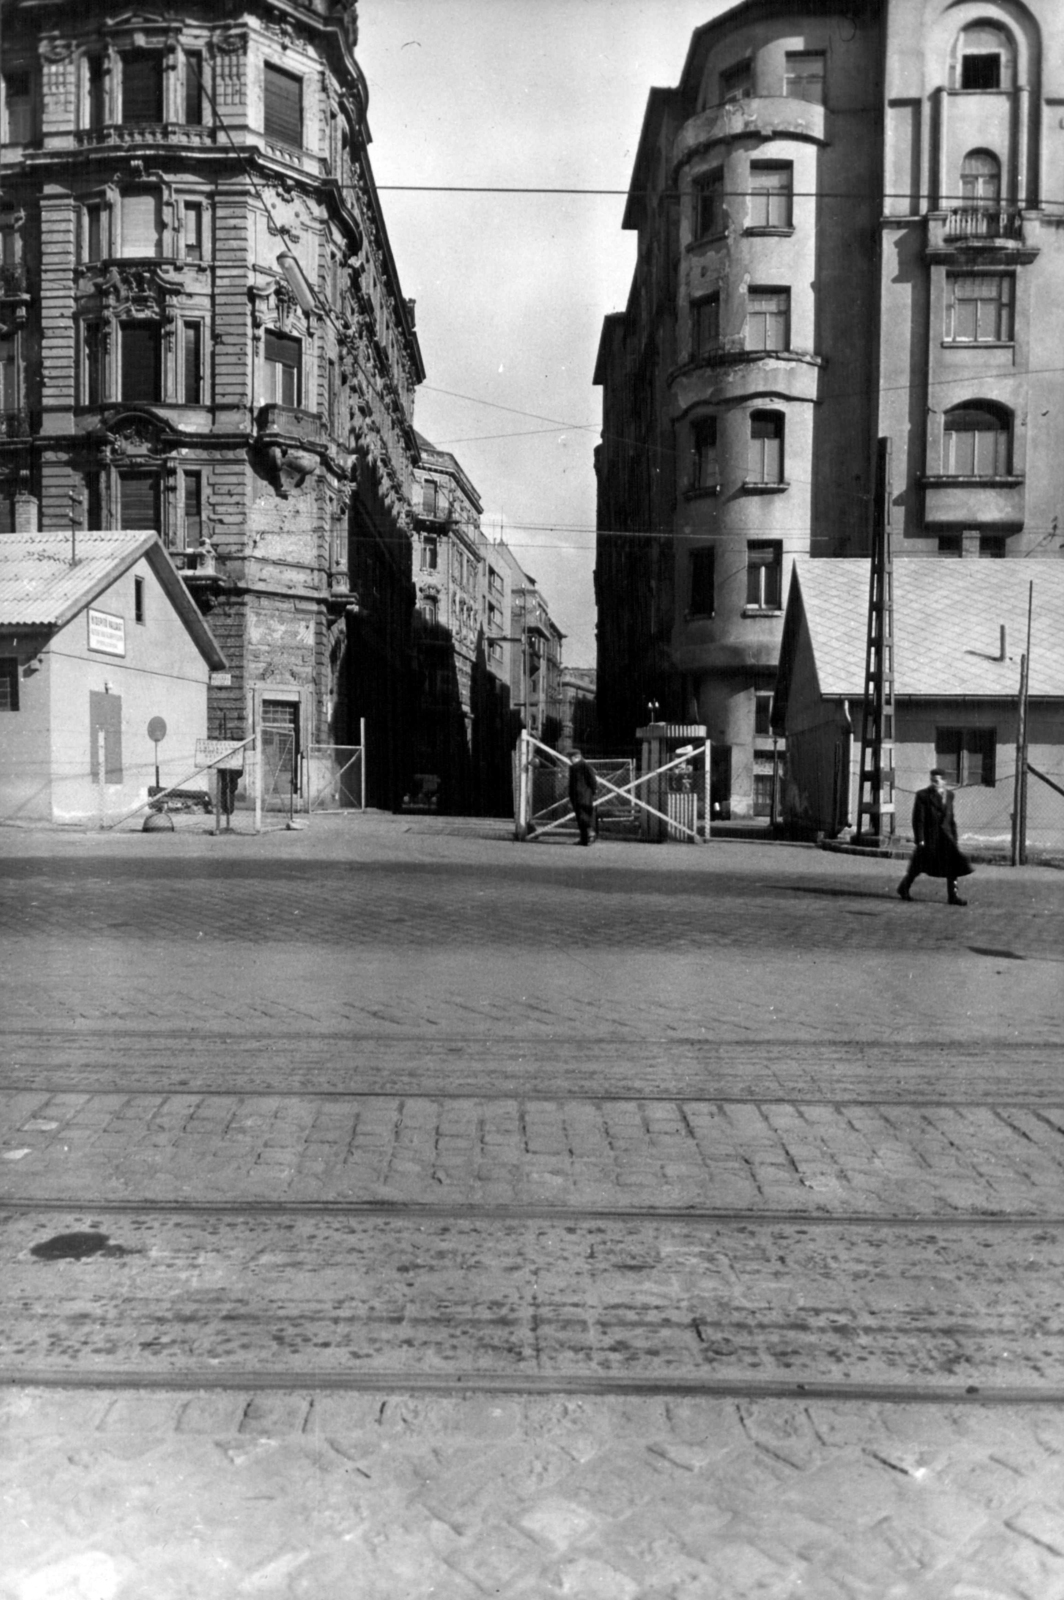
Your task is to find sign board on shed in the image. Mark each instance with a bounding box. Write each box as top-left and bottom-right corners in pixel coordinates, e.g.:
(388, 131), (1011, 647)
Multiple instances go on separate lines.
(195, 739), (245, 772)
(87, 608), (125, 656)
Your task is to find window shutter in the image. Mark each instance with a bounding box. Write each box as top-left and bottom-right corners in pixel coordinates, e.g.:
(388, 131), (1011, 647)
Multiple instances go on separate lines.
(121, 193), (161, 257)
(121, 325), (160, 402)
(119, 471), (159, 530)
(264, 63), (303, 147)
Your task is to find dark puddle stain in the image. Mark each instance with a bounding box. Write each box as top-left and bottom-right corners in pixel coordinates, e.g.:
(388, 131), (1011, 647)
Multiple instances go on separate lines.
(969, 947), (1026, 961)
(30, 1231), (135, 1262)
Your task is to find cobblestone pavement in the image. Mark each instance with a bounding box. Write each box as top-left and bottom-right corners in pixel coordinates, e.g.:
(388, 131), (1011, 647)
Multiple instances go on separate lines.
(2, 818), (1064, 1599)
(5, 1087), (1064, 1215)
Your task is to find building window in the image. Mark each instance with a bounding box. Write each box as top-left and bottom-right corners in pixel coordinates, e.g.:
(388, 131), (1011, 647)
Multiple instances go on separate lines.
(184, 51), (204, 124)
(784, 52), (825, 103)
(420, 596), (438, 625)
(263, 62), (303, 147)
(747, 288), (789, 352)
(83, 203), (104, 262)
(755, 691), (773, 736)
(183, 203), (203, 261)
(943, 403), (1010, 476)
(83, 322), (104, 406)
(689, 547), (716, 616)
(0, 213), (18, 267)
(118, 471), (159, 531)
(960, 149), (1000, 210)
(749, 163), (792, 229)
(0, 333), (17, 418)
(746, 542), (783, 609)
(264, 330), (301, 407)
(748, 411), (784, 484)
(181, 471), (203, 548)
(946, 274), (1012, 343)
(3, 71), (32, 144)
(695, 168), (724, 239)
(936, 727), (996, 787)
(182, 322), (203, 404)
(955, 25), (1014, 91)
(693, 294), (721, 357)
(692, 416), (719, 489)
(421, 536), (438, 571)
(120, 192), (161, 258)
(121, 324), (161, 402)
(0, 658), (18, 712)
(979, 534), (1006, 558)
(86, 54), (106, 130)
(719, 59), (753, 103)
(489, 638), (503, 664)
(134, 575), (145, 625)
(938, 535), (961, 555)
(488, 565), (503, 597)
(120, 52), (163, 124)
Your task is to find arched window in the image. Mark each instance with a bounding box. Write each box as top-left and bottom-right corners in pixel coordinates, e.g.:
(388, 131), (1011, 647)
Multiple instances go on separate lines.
(952, 23), (1016, 91)
(943, 402), (1010, 476)
(960, 150), (1000, 209)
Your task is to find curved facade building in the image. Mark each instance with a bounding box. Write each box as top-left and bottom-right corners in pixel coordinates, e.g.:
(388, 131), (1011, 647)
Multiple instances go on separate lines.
(595, 0), (1064, 816)
(0, 0), (423, 808)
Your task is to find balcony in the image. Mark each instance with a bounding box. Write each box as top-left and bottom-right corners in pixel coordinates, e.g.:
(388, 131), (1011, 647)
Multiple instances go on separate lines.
(255, 404), (326, 497)
(926, 208), (1038, 264)
(920, 473), (1025, 529)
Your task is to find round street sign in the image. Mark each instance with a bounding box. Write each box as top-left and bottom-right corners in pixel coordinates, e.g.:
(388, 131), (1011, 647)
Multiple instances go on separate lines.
(147, 717), (167, 744)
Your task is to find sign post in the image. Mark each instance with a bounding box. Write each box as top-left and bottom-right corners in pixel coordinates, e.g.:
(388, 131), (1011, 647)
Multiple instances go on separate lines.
(195, 739), (245, 836)
(147, 716), (167, 791)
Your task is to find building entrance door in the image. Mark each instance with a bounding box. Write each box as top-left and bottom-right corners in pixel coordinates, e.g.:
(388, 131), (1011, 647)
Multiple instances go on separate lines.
(260, 699), (299, 804)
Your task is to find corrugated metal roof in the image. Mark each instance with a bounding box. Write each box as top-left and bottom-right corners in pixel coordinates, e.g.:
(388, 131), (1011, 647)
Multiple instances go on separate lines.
(0, 531), (156, 626)
(793, 558), (1064, 699)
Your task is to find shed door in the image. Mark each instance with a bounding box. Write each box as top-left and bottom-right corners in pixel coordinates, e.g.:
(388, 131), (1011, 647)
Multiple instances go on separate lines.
(89, 691), (123, 783)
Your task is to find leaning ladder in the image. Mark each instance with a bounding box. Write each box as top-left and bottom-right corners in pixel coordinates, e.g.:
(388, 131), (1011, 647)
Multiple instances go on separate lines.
(855, 438), (896, 846)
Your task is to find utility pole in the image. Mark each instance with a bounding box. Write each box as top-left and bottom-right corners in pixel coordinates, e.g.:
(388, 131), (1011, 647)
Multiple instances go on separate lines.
(855, 438), (896, 847)
(1011, 581), (1034, 867)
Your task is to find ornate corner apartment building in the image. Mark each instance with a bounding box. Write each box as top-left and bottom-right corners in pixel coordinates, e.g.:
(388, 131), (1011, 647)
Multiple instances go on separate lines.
(0, 0), (423, 808)
(595, 0), (1064, 817)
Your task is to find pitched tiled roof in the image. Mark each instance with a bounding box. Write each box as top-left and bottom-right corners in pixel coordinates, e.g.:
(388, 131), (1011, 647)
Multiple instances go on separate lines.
(0, 531), (156, 626)
(790, 558), (1064, 699)
(0, 531), (225, 668)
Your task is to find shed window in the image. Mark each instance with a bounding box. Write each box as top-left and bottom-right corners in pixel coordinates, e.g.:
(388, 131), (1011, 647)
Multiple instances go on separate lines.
(0, 659), (18, 711)
(936, 727), (996, 787)
(264, 63), (303, 147)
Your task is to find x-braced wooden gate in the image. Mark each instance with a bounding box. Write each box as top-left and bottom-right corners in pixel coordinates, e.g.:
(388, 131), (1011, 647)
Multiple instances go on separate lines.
(512, 730), (711, 843)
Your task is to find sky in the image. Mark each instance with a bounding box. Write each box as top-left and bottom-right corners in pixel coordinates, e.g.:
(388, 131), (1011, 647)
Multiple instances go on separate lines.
(357, 0), (730, 666)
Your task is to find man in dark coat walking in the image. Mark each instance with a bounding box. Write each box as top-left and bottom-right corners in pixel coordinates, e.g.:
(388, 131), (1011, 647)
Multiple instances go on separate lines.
(567, 750), (598, 846)
(897, 768), (973, 905)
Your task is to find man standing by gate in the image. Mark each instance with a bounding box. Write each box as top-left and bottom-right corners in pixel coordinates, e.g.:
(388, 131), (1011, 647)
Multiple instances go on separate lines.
(568, 751), (598, 846)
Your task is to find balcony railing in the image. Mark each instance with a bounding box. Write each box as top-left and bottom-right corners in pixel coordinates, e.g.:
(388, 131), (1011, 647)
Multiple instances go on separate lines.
(943, 206), (1023, 241)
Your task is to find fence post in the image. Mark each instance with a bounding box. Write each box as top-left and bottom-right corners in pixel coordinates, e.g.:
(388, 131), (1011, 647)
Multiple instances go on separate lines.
(254, 733), (263, 835)
(360, 717), (366, 810)
(97, 729), (107, 830)
(515, 730), (530, 840)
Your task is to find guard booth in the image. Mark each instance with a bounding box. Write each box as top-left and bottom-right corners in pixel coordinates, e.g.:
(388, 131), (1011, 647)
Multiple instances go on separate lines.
(513, 725), (712, 843)
(637, 723), (711, 841)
